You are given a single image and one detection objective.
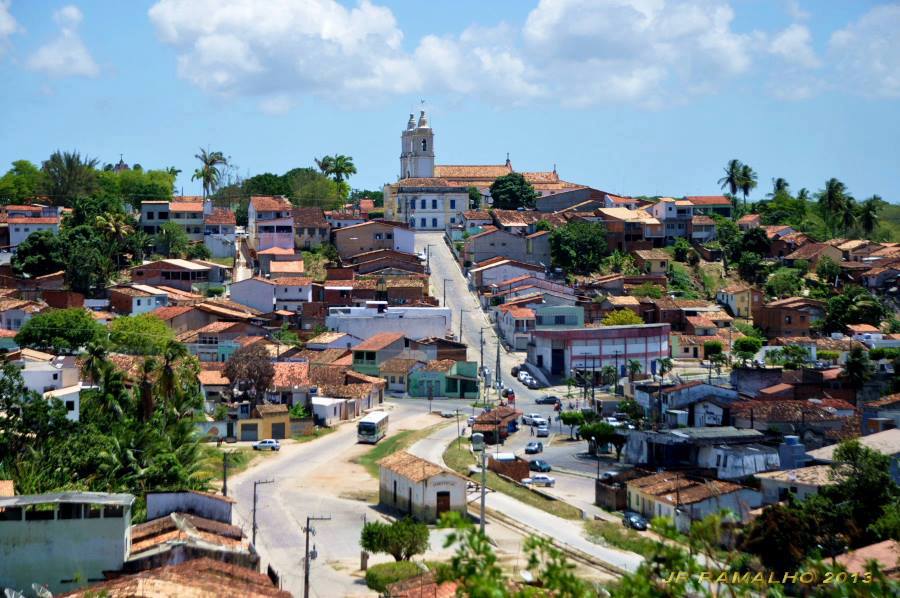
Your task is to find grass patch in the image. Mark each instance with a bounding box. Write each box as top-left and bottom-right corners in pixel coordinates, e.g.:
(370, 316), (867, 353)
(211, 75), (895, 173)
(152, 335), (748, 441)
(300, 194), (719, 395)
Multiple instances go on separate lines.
(442, 442), (583, 520)
(199, 446), (265, 482)
(584, 519), (658, 557)
(301, 251), (329, 282)
(697, 264), (723, 299)
(365, 561), (445, 592)
(207, 256), (234, 267)
(356, 423), (449, 478)
(293, 427), (336, 443)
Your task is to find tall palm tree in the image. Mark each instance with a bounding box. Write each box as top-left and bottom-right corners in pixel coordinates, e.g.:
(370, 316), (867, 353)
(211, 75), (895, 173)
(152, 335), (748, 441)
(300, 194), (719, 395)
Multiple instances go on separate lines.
(718, 159), (743, 214)
(796, 188), (810, 202)
(192, 148), (227, 199)
(81, 341), (108, 386)
(858, 195), (884, 236)
(138, 357), (157, 423)
(156, 341), (189, 419)
(767, 177), (789, 198)
(95, 213), (134, 269)
(314, 155), (335, 175)
(128, 230), (154, 263)
(41, 150), (99, 206)
(601, 365), (617, 387)
(816, 178), (849, 236)
(739, 164), (757, 210)
(330, 154), (357, 183)
(627, 359), (642, 382)
(840, 196), (857, 235)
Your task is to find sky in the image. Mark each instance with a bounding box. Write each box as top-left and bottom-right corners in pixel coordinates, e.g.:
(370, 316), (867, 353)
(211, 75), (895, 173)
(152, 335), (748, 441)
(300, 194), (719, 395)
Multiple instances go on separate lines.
(0, 0), (898, 202)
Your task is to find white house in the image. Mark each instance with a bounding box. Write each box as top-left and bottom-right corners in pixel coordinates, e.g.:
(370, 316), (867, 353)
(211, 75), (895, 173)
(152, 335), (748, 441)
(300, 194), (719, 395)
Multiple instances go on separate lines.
(325, 302), (451, 340)
(0, 298), (47, 330)
(312, 396), (348, 427)
(468, 259), (545, 289)
(0, 492), (134, 594)
(7, 204), (62, 249)
(108, 284), (169, 315)
(13, 350), (83, 421)
(755, 464), (834, 504)
(378, 450), (468, 523)
(496, 303), (535, 351)
(306, 331), (362, 350)
(229, 276), (313, 314)
(696, 444), (780, 480)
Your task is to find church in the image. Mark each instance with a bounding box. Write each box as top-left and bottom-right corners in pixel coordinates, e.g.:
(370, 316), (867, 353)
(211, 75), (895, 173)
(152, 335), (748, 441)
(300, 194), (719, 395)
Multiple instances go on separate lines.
(383, 109), (580, 230)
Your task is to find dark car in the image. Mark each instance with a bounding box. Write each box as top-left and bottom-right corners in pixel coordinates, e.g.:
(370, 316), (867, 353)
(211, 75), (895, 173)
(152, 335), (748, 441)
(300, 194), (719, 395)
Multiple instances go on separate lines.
(525, 441), (543, 454)
(623, 512), (648, 531)
(529, 459), (552, 472)
(535, 395), (560, 405)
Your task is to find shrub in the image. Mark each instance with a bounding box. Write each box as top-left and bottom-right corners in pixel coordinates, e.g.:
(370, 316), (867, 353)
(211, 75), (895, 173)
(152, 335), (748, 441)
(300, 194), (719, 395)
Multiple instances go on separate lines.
(364, 561), (421, 592)
(206, 286), (225, 297)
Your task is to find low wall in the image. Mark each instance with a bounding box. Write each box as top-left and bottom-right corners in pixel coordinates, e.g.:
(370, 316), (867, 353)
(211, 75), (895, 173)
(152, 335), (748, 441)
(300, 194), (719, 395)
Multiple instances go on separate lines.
(291, 418), (315, 436)
(488, 457), (530, 481)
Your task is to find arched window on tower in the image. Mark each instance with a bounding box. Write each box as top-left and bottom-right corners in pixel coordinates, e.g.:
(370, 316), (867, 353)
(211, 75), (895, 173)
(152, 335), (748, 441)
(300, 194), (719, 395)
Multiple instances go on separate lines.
(421, 138), (427, 152)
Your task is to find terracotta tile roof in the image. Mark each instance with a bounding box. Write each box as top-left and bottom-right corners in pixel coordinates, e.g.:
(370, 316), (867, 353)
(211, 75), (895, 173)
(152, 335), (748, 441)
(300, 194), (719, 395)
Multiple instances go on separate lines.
(255, 403), (289, 417)
(764, 296), (825, 309)
(786, 243), (832, 260)
(271, 362), (310, 388)
(292, 207), (328, 227)
(634, 249), (670, 260)
(755, 464), (834, 486)
(307, 331), (351, 345)
(59, 557), (289, 597)
(250, 195), (292, 212)
(257, 246), (295, 255)
(692, 215), (716, 225)
(731, 400), (839, 422)
(307, 349), (351, 365)
(346, 370), (386, 386)
(378, 450), (455, 482)
(847, 324), (879, 333)
(424, 359), (455, 373)
(198, 369), (229, 386)
(836, 540), (900, 577)
(607, 295), (640, 307)
(204, 207), (236, 225)
(0, 480), (13, 497)
(269, 260), (305, 274)
(737, 214), (760, 224)
(866, 393), (900, 409)
(687, 315), (717, 329)
(379, 357), (422, 373)
(463, 210), (490, 220)
(152, 305), (195, 320)
(684, 195), (731, 206)
(434, 164), (511, 178)
(319, 382), (376, 399)
(721, 283), (750, 293)
(762, 225), (794, 239)
(396, 177), (457, 187)
(169, 202), (203, 212)
(273, 276), (312, 286)
(354, 332), (405, 352)
(3, 204), (43, 212)
(499, 305), (535, 319)
(130, 512), (245, 555)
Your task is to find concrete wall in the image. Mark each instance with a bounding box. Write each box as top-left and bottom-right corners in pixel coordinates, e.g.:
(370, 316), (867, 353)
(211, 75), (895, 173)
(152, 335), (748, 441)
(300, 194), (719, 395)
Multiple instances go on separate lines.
(230, 278), (275, 313)
(147, 492), (232, 524)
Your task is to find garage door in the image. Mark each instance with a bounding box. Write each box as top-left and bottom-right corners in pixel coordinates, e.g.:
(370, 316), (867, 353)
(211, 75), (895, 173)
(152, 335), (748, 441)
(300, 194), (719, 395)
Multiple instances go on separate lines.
(240, 423), (258, 442)
(271, 423), (285, 439)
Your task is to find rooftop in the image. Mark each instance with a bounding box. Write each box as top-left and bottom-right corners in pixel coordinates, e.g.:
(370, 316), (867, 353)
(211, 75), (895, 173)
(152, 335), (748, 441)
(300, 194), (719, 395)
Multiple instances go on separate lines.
(755, 464), (835, 486)
(684, 195), (731, 206)
(250, 195), (292, 212)
(0, 491), (134, 508)
(807, 428), (900, 461)
(204, 207), (236, 225)
(354, 331), (406, 352)
(835, 540), (900, 577)
(379, 450), (459, 482)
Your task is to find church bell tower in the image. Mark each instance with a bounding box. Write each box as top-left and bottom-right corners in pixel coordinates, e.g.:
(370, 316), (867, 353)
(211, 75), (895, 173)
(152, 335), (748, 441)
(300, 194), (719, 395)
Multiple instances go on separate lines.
(400, 109), (434, 179)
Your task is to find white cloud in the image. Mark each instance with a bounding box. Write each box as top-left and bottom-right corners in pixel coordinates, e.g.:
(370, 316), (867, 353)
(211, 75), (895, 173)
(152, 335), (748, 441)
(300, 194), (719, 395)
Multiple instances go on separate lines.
(829, 4), (900, 99)
(785, 0), (810, 21)
(0, 0), (22, 57)
(27, 4), (99, 77)
(769, 24), (820, 69)
(259, 94), (295, 115)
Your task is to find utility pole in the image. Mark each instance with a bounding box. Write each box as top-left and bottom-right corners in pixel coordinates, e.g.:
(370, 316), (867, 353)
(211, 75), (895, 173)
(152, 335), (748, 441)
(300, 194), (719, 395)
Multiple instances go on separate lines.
(222, 452), (228, 497)
(459, 309), (468, 341)
(495, 339), (501, 406)
(304, 514), (332, 598)
(443, 278), (452, 307)
(479, 447), (487, 535)
(456, 409), (461, 447)
(251, 479), (274, 546)
(480, 328), (485, 371)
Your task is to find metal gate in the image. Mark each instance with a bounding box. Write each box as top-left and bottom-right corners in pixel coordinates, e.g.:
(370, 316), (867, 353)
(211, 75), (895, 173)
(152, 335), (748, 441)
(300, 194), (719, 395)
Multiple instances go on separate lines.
(271, 423), (285, 439)
(240, 423), (258, 441)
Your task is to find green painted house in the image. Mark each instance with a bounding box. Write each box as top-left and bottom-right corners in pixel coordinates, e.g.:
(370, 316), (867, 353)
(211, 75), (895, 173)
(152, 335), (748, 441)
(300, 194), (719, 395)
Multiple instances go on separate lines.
(409, 360), (479, 399)
(351, 332), (408, 376)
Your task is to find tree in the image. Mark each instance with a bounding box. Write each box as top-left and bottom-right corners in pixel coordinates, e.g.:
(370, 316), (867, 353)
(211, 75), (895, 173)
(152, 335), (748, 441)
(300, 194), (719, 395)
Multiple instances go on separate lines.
(618, 399), (644, 423)
(816, 178), (851, 237)
(858, 195), (885, 236)
(192, 148), (227, 198)
(601, 365), (617, 387)
(627, 359), (642, 381)
(314, 155), (334, 175)
(672, 237), (692, 262)
(94, 212), (135, 269)
(11, 230), (65, 277)
(0, 160), (47, 201)
(822, 285), (884, 333)
(329, 154), (357, 183)
(842, 347), (873, 389)
(732, 337), (762, 365)
(242, 172), (290, 197)
(601, 309), (644, 326)
(816, 255), (841, 286)
(717, 159), (742, 214)
(287, 167), (344, 208)
(15, 308), (105, 354)
(739, 163), (757, 210)
(768, 177), (789, 198)
(765, 267), (803, 298)
(703, 340), (723, 357)
(64, 233), (114, 296)
(580, 421), (621, 458)
(41, 150), (99, 206)
(108, 314), (175, 355)
(549, 220), (608, 275)
(467, 186), (482, 209)
(740, 500), (816, 572)
(224, 343), (274, 406)
(489, 172), (537, 210)
(156, 221), (189, 258)
(360, 518), (429, 562)
(559, 410), (585, 438)
(739, 227), (771, 256)
(737, 252), (762, 283)
(185, 242), (212, 260)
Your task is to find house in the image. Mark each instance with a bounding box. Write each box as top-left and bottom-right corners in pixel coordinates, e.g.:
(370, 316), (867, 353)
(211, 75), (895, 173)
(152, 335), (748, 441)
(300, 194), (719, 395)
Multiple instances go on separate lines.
(130, 259), (211, 292)
(232, 404), (292, 441)
(108, 284), (169, 315)
(255, 245), (297, 273)
(784, 242), (842, 268)
(685, 195), (732, 218)
(471, 405), (522, 444)
(752, 296), (826, 338)
(268, 258), (306, 279)
(10, 350), (83, 421)
(378, 451), (468, 523)
(625, 472), (759, 532)
(351, 332), (408, 375)
(602, 193), (641, 210)
(168, 200), (206, 243)
(461, 210), (491, 232)
(633, 249), (670, 276)
(527, 323), (670, 379)
(834, 239), (883, 263)
(306, 331), (361, 350)
(379, 357), (424, 393)
(332, 221), (414, 259)
(0, 297), (47, 330)
(648, 198), (693, 241)
(699, 444), (780, 480)
(179, 321), (270, 362)
(467, 258), (545, 289)
(203, 207), (236, 257)
(292, 207), (331, 249)
(497, 303), (535, 350)
(229, 276), (314, 314)
(265, 362), (311, 407)
(198, 367), (229, 411)
(691, 215), (717, 243)
(534, 304), (584, 329)
(408, 360), (479, 399)
(595, 207), (662, 250)
(835, 540), (900, 579)
(325, 303), (451, 340)
(806, 428), (900, 483)
(408, 336), (469, 362)
(716, 284), (764, 318)
(6, 204), (62, 249)
(737, 214), (761, 231)
(623, 426), (765, 469)
(755, 464), (834, 504)
(462, 226), (550, 268)
(0, 492), (134, 594)
(325, 208), (366, 229)
(247, 195), (294, 251)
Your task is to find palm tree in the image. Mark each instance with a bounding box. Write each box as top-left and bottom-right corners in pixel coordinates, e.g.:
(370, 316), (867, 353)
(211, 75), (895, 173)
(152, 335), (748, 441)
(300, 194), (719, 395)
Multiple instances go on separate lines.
(138, 357), (157, 423)
(41, 150), (99, 206)
(95, 213), (134, 269)
(796, 188), (810, 202)
(767, 177), (789, 198)
(128, 230), (154, 263)
(816, 178), (849, 236)
(840, 196), (857, 236)
(192, 148), (227, 199)
(842, 347), (873, 389)
(627, 359), (642, 382)
(330, 154), (357, 183)
(739, 164), (757, 210)
(718, 159), (743, 214)
(81, 341), (108, 386)
(314, 155), (335, 175)
(601, 365), (617, 387)
(858, 195), (884, 236)
(157, 341), (189, 411)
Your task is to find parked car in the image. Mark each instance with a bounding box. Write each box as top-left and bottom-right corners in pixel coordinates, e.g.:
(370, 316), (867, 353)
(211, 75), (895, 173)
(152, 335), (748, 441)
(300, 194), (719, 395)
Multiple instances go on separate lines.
(535, 395), (560, 405)
(523, 474), (556, 487)
(536, 425), (550, 438)
(253, 439), (280, 451)
(599, 471), (618, 482)
(529, 459), (552, 472)
(623, 512), (648, 531)
(604, 417), (624, 428)
(527, 379), (541, 389)
(525, 441), (543, 454)
(523, 413), (542, 425)
(441, 410), (456, 418)
(518, 371), (530, 382)
(467, 415), (476, 426)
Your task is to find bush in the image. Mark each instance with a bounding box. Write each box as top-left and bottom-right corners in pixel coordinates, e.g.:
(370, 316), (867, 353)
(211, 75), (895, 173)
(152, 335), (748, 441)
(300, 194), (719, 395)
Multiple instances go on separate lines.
(206, 286), (225, 297)
(360, 518), (429, 561)
(364, 561), (421, 592)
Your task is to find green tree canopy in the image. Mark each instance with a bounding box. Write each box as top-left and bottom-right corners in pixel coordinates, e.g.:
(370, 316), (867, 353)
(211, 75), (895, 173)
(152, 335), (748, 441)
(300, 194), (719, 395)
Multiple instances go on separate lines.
(108, 314), (175, 356)
(601, 309), (644, 326)
(630, 282), (663, 299)
(15, 308), (106, 354)
(816, 255), (841, 285)
(156, 221), (189, 258)
(11, 230), (65, 277)
(549, 220), (608, 275)
(360, 518), (429, 562)
(732, 336), (762, 365)
(242, 172), (291, 197)
(41, 150), (99, 206)
(559, 410), (585, 438)
(0, 160), (47, 202)
(765, 267), (803, 298)
(97, 168), (174, 210)
(489, 173), (538, 210)
(822, 285), (885, 333)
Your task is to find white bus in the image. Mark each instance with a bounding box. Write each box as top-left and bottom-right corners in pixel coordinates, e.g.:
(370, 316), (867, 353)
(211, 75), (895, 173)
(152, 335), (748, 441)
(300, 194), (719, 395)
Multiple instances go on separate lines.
(357, 411), (389, 444)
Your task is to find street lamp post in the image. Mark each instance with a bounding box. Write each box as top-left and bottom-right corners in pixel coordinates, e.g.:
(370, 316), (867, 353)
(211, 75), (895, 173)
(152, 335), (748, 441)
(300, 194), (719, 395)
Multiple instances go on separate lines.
(251, 479), (274, 546)
(303, 514), (332, 598)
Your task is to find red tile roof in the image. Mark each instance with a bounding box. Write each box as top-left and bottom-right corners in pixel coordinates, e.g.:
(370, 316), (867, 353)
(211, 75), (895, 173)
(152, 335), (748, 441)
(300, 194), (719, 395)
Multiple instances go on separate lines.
(272, 362), (310, 389)
(250, 195), (291, 211)
(684, 195), (731, 206)
(354, 332), (406, 352)
(7, 217), (59, 224)
(169, 202), (203, 212)
(152, 305), (194, 320)
(204, 207), (236, 225)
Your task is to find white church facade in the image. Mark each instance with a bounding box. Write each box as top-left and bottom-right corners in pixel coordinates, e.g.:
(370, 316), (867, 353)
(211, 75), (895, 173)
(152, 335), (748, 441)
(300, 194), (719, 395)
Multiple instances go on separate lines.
(384, 109), (579, 230)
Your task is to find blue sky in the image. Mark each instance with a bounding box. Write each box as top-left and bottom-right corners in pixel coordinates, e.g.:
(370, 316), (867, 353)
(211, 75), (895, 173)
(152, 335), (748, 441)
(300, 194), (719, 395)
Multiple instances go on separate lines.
(0, 0), (898, 202)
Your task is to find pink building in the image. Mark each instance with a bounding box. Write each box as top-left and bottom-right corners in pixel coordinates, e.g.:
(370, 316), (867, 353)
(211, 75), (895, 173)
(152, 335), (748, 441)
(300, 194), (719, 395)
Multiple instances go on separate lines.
(248, 196), (294, 251)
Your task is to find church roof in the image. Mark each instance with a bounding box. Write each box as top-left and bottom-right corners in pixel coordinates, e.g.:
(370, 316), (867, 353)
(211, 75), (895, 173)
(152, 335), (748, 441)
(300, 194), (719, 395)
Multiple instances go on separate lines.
(434, 164), (512, 179)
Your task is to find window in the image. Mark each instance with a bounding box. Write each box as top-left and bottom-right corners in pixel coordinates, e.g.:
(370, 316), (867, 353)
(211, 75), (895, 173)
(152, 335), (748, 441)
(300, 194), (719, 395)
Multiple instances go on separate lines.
(398, 376), (404, 384)
(450, 199), (456, 209)
(147, 212), (155, 220)
(432, 218), (438, 228)
(58, 503), (83, 520)
(421, 138), (427, 151)
(554, 315), (565, 325)
(722, 455), (728, 468)
(25, 505), (55, 521)
(420, 218), (426, 228)
(785, 315), (792, 324)
(420, 199), (426, 209)
(159, 212), (168, 220)
(136, 299), (142, 306)
(103, 505), (124, 518)
(65, 400), (75, 412)
(431, 199), (437, 210)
